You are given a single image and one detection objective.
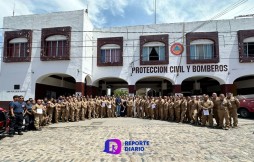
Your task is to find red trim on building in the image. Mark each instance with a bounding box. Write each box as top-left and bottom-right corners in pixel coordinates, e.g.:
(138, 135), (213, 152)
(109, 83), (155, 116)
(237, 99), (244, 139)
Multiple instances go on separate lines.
(128, 85), (136, 94)
(173, 85), (181, 94)
(221, 84), (234, 95)
(76, 82), (85, 96)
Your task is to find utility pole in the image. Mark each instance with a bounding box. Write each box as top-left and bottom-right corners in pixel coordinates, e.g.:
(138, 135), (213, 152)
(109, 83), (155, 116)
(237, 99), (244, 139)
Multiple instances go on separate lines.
(154, 0), (157, 24)
(13, 0), (15, 16)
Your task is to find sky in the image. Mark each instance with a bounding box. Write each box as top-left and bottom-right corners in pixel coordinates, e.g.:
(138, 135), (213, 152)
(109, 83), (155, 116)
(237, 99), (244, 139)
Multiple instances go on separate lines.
(0, 0), (254, 48)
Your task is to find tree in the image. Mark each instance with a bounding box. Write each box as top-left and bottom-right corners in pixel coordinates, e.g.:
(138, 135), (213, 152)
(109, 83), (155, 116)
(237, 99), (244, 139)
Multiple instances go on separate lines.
(114, 89), (128, 97)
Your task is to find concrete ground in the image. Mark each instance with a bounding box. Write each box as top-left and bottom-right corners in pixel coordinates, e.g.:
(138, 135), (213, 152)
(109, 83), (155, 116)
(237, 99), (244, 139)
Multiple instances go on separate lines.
(0, 117), (253, 162)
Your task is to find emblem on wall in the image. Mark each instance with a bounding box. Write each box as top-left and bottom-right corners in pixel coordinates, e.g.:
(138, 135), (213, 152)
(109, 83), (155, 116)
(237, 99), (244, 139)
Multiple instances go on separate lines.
(170, 43), (184, 55)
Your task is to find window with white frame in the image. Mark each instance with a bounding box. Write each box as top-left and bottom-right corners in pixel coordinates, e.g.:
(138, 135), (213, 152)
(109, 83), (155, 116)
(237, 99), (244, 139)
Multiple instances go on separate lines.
(190, 39), (214, 60)
(45, 35), (67, 57)
(243, 37), (254, 57)
(142, 42), (165, 61)
(8, 38), (28, 58)
(100, 44), (121, 63)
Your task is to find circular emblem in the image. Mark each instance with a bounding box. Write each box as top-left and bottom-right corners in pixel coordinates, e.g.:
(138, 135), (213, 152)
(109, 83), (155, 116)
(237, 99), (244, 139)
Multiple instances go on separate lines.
(170, 43), (184, 55)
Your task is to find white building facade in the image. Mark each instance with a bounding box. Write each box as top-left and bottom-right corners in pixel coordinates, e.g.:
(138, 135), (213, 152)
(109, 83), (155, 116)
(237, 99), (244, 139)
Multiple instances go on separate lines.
(1, 10), (254, 105)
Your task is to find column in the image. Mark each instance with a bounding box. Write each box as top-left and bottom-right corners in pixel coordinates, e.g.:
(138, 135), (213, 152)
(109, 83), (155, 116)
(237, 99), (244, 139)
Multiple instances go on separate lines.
(75, 82), (85, 96)
(221, 84), (235, 95)
(128, 85), (136, 96)
(173, 84), (181, 94)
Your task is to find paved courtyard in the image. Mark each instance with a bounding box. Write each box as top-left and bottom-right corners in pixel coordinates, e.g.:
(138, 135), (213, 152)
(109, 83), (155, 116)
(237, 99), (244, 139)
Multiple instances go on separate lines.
(0, 118), (254, 162)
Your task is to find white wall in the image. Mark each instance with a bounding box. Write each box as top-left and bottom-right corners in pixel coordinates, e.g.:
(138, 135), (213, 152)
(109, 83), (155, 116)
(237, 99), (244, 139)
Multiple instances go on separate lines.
(92, 18), (254, 86)
(0, 10), (92, 100)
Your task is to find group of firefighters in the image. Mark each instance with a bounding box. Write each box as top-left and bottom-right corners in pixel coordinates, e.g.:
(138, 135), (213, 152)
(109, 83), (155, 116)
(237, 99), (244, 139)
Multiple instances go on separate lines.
(8, 92), (239, 137)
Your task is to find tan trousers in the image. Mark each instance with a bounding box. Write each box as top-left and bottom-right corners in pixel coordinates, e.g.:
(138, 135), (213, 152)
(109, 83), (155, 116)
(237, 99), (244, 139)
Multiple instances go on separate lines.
(34, 114), (42, 130)
(228, 108), (238, 126)
(180, 108), (187, 123)
(218, 108), (230, 128)
(174, 108), (181, 122)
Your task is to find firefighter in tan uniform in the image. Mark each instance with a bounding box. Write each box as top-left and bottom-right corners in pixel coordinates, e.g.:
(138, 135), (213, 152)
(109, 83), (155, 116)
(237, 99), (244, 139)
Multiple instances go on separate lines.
(95, 97), (101, 118)
(76, 98), (82, 121)
(111, 97), (116, 118)
(186, 96), (192, 123)
(163, 98), (169, 120)
(135, 97), (141, 118)
(155, 98), (160, 120)
(180, 96), (188, 123)
(101, 97), (106, 118)
(211, 93), (220, 127)
(168, 98), (174, 121)
(144, 97), (150, 119)
(160, 97), (165, 120)
(106, 98), (113, 117)
(61, 98), (68, 122)
(127, 97), (133, 117)
(53, 99), (60, 123)
(189, 96), (199, 125)
(48, 100), (55, 124)
(226, 93), (240, 127)
(174, 96), (181, 123)
(150, 98), (156, 120)
(81, 97), (88, 120)
(140, 97), (146, 119)
(32, 99), (44, 130)
(218, 94), (232, 130)
(200, 95), (214, 127)
(69, 98), (76, 122)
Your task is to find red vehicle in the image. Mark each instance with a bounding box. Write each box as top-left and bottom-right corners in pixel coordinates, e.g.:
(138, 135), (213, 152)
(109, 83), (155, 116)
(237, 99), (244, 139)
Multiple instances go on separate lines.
(0, 107), (10, 137)
(236, 95), (254, 118)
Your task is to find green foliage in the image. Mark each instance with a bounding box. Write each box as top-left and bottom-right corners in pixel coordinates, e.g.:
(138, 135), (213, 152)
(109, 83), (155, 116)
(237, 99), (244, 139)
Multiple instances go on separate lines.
(114, 89), (128, 97)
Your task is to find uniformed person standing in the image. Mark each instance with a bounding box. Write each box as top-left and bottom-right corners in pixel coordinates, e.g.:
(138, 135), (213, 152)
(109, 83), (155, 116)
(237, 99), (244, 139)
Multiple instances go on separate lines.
(173, 96), (181, 123)
(107, 97), (113, 117)
(168, 98), (174, 121)
(200, 95), (214, 127)
(76, 97), (82, 121)
(163, 98), (169, 121)
(32, 99), (44, 131)
(81, 97), (88, 120)
(47, 100), (55, 124)
(155, 97), (160, 120)
(211, 93), (220, 127)
(217, 94), (231, 130)
(136, 97), (141, 118)
(24, 99), (33, 131)
(69, 98), (76, 122)
(127, 97), (133, 117)
(189, 96), (199, 125)
(180, 96), (188, 123)
(160, 97), (165, 120)
(226, 93), (240, 127)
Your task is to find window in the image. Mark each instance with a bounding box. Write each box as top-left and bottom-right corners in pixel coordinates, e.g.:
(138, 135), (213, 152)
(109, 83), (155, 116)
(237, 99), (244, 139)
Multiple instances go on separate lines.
(41, 26), (71, 61)
(190, 39), (214, 60)
(3, 30), (32, 62)
(142, 42), (165, 61)
(97, 37), (123, 66)
(100, 44), (121, 63)
(238, 30), (254, 63)
(45, 35), (67, 57)
(186, 32), (219, 64)
(140, 35), (169, 65)
(7, 38), (28, 58)
(243, 37), (254, 58)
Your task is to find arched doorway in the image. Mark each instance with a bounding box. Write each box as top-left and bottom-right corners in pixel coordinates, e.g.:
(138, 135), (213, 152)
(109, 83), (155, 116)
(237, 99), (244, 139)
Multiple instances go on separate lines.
(35, 73), (76, 99)
(181, 76), (221, 96)
(233, 75), (254, 95)
(93, 77), (128, 96)
(135, 77), (173, 96)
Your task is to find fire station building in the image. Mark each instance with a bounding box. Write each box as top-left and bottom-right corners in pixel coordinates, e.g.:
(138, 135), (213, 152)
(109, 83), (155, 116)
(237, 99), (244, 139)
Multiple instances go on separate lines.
(0, 10), (254, 103)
